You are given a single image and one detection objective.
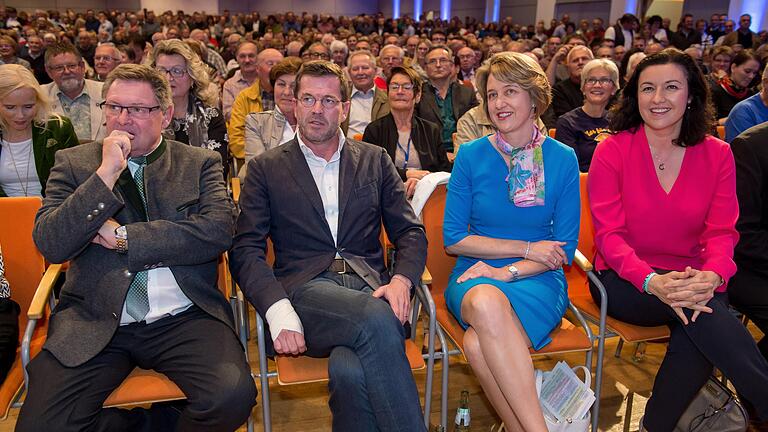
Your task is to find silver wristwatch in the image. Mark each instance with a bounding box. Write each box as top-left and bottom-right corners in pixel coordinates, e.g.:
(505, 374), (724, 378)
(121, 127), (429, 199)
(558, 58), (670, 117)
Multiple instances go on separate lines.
(507, 265), (520, 282)
(114, 225), (128, 254)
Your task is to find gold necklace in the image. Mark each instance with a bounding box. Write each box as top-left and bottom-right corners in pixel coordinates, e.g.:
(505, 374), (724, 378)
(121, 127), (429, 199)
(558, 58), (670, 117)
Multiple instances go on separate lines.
(3, 138), (33, 196)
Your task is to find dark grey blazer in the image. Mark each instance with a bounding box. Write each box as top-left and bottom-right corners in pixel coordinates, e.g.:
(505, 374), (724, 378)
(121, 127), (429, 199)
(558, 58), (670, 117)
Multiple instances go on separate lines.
(415, 81), (478, 134)
(33, 139), (236, 367)
(230, 137), (427, 317)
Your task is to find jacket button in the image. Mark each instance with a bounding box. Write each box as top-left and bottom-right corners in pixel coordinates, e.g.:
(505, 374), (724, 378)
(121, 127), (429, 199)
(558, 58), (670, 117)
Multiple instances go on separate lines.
(124, 270), (132, 277)
(112, 312), (118, 319)
(143, 264), (150, 270)
(92, 209), (100, 216)
(157, 262), (163, 267)
(86, 214), (93, 221)
(98, 203), (106, 210)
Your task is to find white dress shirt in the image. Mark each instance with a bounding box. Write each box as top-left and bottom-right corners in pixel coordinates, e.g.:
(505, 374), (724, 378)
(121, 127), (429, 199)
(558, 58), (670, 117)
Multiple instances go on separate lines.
(119, 146), (194, 325)
(264, 130), (346, 341)
(347, 86), (375, 138)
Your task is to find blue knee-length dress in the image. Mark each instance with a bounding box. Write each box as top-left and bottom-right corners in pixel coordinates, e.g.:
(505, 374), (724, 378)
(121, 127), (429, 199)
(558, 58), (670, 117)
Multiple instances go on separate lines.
(443, 135), (580, 350)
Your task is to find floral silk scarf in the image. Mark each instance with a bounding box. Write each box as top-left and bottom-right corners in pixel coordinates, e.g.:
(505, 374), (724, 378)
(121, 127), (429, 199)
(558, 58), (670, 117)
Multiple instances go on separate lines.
(496, 126), (545, 207)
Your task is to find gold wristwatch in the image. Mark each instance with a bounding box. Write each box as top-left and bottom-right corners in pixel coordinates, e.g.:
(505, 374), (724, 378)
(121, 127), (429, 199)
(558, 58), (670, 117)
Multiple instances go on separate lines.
(114, 225), (128, 254)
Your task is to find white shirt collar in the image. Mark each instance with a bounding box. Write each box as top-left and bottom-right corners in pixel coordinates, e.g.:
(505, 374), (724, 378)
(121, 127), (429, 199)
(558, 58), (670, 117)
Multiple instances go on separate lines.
(297, 128), (345, 162)
(351, 85), (375, 98)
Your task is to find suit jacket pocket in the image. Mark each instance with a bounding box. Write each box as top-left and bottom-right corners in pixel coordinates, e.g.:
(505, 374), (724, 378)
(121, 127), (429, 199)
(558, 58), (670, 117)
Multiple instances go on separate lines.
(353, 181), (378, 202)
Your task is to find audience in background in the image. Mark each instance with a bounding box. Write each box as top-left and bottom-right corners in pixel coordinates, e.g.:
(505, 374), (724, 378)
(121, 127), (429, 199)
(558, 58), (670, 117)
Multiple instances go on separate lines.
(725, 65), (768, 141)
(710, 49), (760, 123)
(92, 42), (121, 81)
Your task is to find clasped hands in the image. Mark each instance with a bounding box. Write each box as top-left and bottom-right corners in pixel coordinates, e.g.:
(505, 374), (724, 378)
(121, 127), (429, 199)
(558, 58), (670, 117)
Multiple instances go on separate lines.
(646, 267), (722, 324)
(273, 276), (412, 356)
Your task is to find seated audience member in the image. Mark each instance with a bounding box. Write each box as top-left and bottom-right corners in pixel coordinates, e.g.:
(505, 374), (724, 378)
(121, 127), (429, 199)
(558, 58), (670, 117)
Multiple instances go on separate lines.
(343, 50), (390, 138)
(588, 49), (768, 431)
(456, 46), (478, 86)
(707, 45), (734, 83)
(228, 48), (284, 160)
(20, 35), (50, 85)
(330, 40), (348, 67)
(300, 42), (331, 62)
(92, 43), (121, 81)
(375, 44), (405, 89)
(0, 244), (19, 385)
(722, 14), (760, 49)
(43, 41), (106, 142)
(725, 66), (768, 142)
(16, 63), (255, 432)
(556, 58), (618, 172)
(363, 66), (451, 197)
(222, 41), (259, 121)
(0, 64), (78, 197)
(731, 122), (768, 365)
(710, 50), (760, 124)
(0, 35), (31, 70)
(443, 52), (579, 432)
(622, 49), (646, 86)
(146, 40), (229, 178)
(604, 13), (638, 50)
(417, 46), (478, 153)
(544, 45), (594, 128)
(240, 56), (303, 180)
(230, 60), (429, 432)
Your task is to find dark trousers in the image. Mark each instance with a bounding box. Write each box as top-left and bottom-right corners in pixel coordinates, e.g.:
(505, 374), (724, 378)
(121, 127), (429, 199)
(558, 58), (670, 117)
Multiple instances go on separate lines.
(729, 267), (768, 360)
(16, 306), (256, 432)
(590, 270), (768, 431)
(289, 271), (427, 432)
(0, 298), (19, 384)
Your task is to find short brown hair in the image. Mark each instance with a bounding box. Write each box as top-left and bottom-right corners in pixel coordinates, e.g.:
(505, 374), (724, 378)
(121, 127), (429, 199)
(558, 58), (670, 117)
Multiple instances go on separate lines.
(102, 64), (173, 111)
(386, 66), (423, 98)
(475, 52), (551, 121)
(269, 56), (303, 88)
(44, 41), (82, 66)
(293, 60), (351, 101)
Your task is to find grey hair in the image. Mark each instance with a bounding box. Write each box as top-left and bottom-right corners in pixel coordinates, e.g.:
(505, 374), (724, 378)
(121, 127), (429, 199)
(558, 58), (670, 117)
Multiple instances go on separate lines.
(330, 40), (348, 54)
(379, 44), (405, 59)
(102, 63), (173, 111)
(581, 58), (620, 89)
(347, 49), (377, 68)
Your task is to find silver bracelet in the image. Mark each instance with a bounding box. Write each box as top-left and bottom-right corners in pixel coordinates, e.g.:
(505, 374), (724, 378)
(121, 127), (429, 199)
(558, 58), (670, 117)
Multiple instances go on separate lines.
(524, 241), (531, 260)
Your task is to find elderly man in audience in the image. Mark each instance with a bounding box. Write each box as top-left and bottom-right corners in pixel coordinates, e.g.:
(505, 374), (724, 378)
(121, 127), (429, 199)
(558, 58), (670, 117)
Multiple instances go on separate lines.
(343, 50), (390, 138)
(456, 46), (478, 86)
(222, 41), (259, 121)
(43, 41), (106, 142)
(20, 34), (51, 84)
(92, 43), (121, 81)
(725, 66), (768, 142)
(189, 29), (227, 78)
(375, 44), (405, 89)
(330, 40), (348, 67)
(231, 60), (429, 432)
(16, 63), (256, 432)
(301, 42), (331, 62)
(416, 45), (478, 153)
(228, 48), (284, 160)
(544, 44), (594, 128)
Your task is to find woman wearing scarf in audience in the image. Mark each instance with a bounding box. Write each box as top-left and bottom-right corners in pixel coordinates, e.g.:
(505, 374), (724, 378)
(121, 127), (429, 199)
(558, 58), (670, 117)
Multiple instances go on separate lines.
(443, 52), (580, 431)
(0, 64), (78, 197)
(145, 39), (230, 178)
(363, 66), (451, 198)
(239, 56), (303, 182)
(710, 50), (760, 124)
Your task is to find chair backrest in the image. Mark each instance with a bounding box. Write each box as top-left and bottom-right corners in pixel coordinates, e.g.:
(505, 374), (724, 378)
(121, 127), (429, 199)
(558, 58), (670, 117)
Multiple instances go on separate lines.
(716, 125), (725, 140)
(0, 197), (47, 342)
(422, 184), (456, 296)
(564, 173), (596, 298)
(548, 128), (556, 139)
(352, 133), (363, 141)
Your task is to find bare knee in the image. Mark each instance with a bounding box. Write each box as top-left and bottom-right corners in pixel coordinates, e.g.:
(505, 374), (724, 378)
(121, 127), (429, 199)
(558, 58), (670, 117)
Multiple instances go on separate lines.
(461, 285), (511, 331)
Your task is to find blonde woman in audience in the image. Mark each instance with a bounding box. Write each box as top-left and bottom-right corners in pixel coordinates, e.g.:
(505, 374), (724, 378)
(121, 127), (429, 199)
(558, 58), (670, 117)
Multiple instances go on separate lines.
(145, 39), (229, 177)
(444, 53), (579, 432)
(240, 56), (303, 181)
(0, 64), (78, 197)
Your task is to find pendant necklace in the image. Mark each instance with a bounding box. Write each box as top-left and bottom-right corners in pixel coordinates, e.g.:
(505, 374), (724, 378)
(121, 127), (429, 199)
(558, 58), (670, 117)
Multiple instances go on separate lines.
(4, 139), (33, 196)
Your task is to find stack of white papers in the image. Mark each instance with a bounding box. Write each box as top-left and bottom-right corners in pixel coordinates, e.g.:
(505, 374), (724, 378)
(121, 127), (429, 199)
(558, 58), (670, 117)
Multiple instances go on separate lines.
(538, 361), (595, 423)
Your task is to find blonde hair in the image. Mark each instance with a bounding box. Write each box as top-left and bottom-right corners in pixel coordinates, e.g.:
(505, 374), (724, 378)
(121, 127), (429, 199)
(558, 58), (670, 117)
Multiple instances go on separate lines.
(145, 39), (219, 108)
(475, 52), (552, 122)
(581, 58), (620, 89)
(0, 64), (60, 133)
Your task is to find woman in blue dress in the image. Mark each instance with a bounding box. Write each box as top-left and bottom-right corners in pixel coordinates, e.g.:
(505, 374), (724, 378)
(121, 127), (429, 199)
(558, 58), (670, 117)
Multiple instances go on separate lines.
(444, 52), (580, 431)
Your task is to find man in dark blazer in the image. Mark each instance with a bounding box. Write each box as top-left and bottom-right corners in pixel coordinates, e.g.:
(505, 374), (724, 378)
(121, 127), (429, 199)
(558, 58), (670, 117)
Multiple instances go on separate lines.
(416, 45), (478, 153)
(230, 61), (428, 432)
(17, 64), (255, 432)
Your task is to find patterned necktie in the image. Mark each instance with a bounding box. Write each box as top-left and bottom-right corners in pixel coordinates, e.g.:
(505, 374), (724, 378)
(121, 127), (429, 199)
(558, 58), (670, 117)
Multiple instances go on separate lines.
(125, 156), (150, 321)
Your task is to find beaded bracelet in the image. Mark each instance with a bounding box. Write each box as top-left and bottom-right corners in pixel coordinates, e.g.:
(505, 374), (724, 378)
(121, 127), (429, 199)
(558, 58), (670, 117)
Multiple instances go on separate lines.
(642, 272), (658, 294)
(524, 241), (531, 260)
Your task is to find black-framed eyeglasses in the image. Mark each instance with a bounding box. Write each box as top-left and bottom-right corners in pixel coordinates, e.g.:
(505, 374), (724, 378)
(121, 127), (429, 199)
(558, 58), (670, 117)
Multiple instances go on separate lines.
(302, 52), (330, 60)
(48, 63), (83, 73)
(157, 66), (187, 78)
(298, 95), (341, 109)
(585, 77), (614, 86)
(99, 102), (162, 118)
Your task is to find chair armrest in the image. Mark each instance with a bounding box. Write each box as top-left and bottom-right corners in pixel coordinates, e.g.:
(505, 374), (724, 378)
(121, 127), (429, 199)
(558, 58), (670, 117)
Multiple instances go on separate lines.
(421, 267), (433, 285)
(28, 263), (63, 320)
(573, 249), (593, 272)
(231, 177), (241, 205)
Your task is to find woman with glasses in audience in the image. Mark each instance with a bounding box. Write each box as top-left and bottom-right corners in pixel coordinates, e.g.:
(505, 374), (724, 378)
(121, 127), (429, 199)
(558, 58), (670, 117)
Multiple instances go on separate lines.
(145, 40), (229, 177)
(239, 56), (303, 181)
(0, 35), (31, 70)
(363, 66), (450, 198)
(0, 64), (78, 197)
(443, 53), (580, 431)
(556, 58), (618, 172)
(588, 49), (768, 431)
(710, 49), (760, 124)
(707, 45), (734, 83)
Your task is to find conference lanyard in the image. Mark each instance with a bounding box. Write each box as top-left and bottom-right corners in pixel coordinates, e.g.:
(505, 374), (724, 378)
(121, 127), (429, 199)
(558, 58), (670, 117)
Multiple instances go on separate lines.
(397, 135), (414, 170)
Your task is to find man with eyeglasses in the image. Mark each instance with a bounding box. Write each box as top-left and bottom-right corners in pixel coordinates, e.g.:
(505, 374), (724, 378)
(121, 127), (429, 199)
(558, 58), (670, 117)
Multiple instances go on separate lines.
(456, 46), (478, 86)
(17, 63), (256, 432)
(416, 46), (478, 153)
(374, 44), (405, 90)
(722, 14), (760, 49)
(301, 42), (331, 62)
(343, 50), (390, 138)
(231, 60), (428, 432)
(42, 41), (106, 142)
(93, 43), (122, 81)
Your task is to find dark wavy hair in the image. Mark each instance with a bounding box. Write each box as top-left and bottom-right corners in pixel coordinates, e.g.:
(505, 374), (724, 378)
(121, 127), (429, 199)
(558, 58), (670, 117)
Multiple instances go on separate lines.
(609, 48), (714, 147)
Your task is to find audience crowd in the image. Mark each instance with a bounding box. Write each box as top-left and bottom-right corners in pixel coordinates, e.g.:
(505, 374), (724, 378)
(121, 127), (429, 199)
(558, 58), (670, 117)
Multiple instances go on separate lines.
(1, 4), (768, 431)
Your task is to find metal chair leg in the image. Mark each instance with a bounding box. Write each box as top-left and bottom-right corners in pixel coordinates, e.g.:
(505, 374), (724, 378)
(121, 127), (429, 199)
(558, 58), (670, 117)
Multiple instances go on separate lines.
(256, 315), (272, 432)
(632, 342), (647, 363)
(623, 392), (634, 432)
(615, 339), (625, 358)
